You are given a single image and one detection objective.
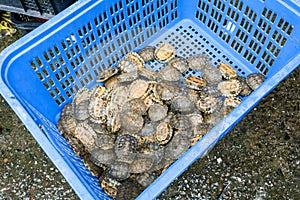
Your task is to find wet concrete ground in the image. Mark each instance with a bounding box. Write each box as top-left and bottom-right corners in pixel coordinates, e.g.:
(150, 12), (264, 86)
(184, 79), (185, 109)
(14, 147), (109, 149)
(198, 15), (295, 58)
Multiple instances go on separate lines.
(0, 32), (299, 199)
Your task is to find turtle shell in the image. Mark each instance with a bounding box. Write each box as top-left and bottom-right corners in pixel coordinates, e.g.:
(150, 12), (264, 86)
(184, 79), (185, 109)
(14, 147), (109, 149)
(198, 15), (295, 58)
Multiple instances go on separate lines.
(122, 98), (148, 115)
(159, 65), (182, 82)
(170, 114), (192, 130)
(101, 176), (120, 199)
(155, 121), (173, 145)
(96, 67), (119, 82)
(223, 97), (242, 108)
(217, 79), (242, 97)
(74, 122), (97, 152)
(95, 133), (116, 150)
(167, 56), (188, 73)
(154, 42), (176, 62)
(148, 103), (168, 122)
(128, 79), (150, 99)
(201, 64), (223, 86)
(138, 67), (159, 81)
(107, 161), (130, 181)
(165, 131), (190, 160)
(236, 76), (252, 96)
(184, 75), (207, 90)
(125, 52), (145, 70)
(117, 58), (137, 73)
(110, 85), (128, 106)
(114, 134), (138, 163)
(138, 46), (155, 62)
(90, 148), (116, 166)
(197, 96), (222, 114)
(187, 54), (210, 71)
(170, 96), (195, 114)
(117, 71), (138, 83)
(129, 156), (154, 174)
(135, 172), (157, 188)
(120, 111), (144, 134)
(246, 72), (266, 90)
(218, 62), (238, 79)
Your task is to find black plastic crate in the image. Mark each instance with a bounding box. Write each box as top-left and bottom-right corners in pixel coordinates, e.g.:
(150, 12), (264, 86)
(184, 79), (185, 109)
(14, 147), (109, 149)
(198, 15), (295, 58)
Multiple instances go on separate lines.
(0, 0), (76, 19)
(10, 12), (46, 35)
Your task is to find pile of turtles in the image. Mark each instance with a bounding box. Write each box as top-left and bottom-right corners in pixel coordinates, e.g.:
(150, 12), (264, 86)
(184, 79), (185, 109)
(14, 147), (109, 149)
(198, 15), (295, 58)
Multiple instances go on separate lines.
(58, 42), (265, 199)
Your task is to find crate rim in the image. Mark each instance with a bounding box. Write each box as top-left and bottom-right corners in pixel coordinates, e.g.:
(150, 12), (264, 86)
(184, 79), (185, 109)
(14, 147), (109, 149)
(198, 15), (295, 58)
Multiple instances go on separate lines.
(1, 0), (300, 199)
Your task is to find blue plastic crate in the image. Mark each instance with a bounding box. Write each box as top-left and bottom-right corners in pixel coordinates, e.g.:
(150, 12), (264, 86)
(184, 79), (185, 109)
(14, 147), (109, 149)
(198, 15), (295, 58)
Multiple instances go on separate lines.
(0, 0), (299, 199)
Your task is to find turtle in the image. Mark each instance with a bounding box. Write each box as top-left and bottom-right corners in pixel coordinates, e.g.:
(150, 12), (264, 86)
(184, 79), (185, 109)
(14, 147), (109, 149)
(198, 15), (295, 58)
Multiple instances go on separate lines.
(138, 67), (159, 81)
(90, 147), (116, 166)
(156, 82), (178, 101)
(148, 103), (168, 122)
(73, 100), (90, 121)
(221, 97), (242, 116)
(110, 85), (128, 106)
(154, 42), (176, 62)
(116, 178), (144, 200)
(88, 92), (107, 123)
(197, 96), (222, 114)
(74, 122), (97, 152)
(135, 171), (158, 188)
(159, 65), (182, 82)
(121, 111), (144, 133)
(223, 97), (242, 108)
(170, 114), (192, 130)
(183, 88), (200, 104)
(218, 62), (238, 79)
(117, 71), (139, 83)
(60, 102), (74, 117)
(58, 103), (76, 136)
(246, 72), (266, 90)
(137, 122), (157, 138)
(155, 121), (173, 145)
(114, 134), (138, 163)
(117, 57), (137, 73)
(72, 88), (91, 106)
(199, 85), (223, 99)
(57, 114), (77, 136)
(72, 88), (91, 121)
(138, 46), (155, 62)
(236, 76), (252, 96)
(95, 133), (116, 150)
(129, 155), (154, 174)
(122, 98), (148, 115)
(104, 74), (120, 90)
(128, 79), (150, 99)
(125, 52), (145, 70)
(107, 160), (130, 181)
(164, 130), (191, 160)
(217, 79), (242, 97)
(201, 64), (223, 86)
(167, 56), (189, 73)
(96, 67), (119, 82)
(190, 122), (209, 146)
(186, 113), (204, 128)
(184, 75), (207, 90)
(106, 106), (121, 133)
(204, 110), (223, 128)
(100, 175), (121, 199)
(187, 54), (210, 71)
(138, 141), (164, 166)
(170, 96), (195, 114)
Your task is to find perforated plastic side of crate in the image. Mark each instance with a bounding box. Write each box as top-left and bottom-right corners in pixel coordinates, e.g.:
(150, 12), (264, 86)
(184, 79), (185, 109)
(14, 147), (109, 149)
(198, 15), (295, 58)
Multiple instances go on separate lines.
(193, 0), (296, 76)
